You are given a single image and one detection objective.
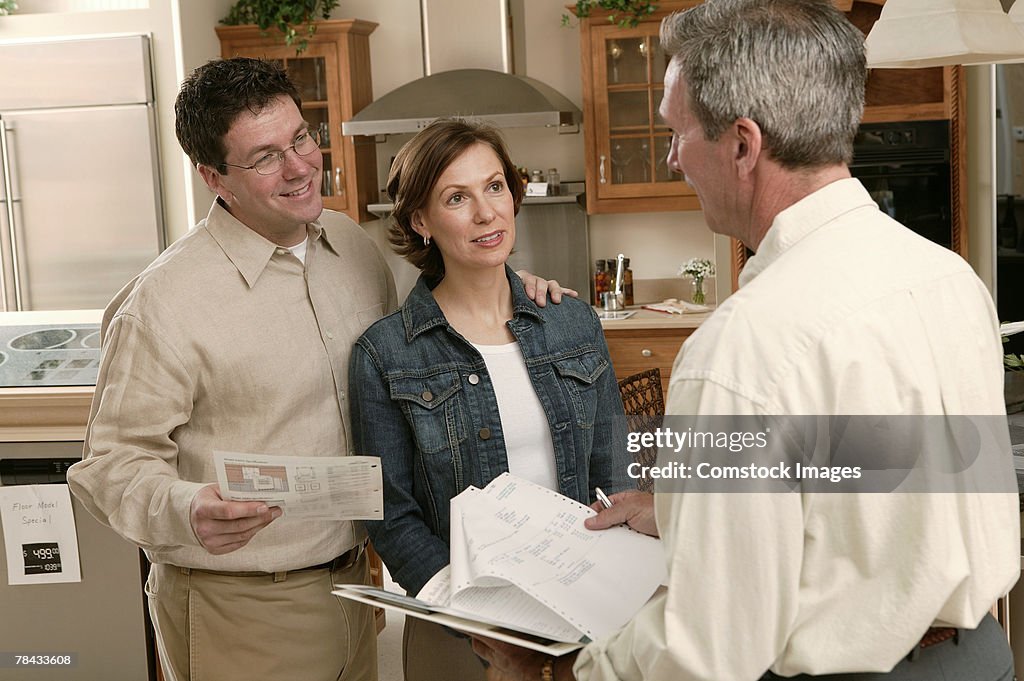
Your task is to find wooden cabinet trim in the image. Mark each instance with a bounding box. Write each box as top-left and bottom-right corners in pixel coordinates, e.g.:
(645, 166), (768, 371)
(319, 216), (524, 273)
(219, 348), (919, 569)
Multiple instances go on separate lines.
(577, 2), (703, 215)
(0, 387), (94, 441)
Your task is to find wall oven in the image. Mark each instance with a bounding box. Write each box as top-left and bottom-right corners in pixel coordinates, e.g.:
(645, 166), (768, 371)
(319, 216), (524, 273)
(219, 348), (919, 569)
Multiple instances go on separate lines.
(849, 120), (954, 251)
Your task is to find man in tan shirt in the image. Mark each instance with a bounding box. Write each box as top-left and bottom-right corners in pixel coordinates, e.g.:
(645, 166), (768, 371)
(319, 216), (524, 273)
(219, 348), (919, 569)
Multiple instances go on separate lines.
(68, 58), (569, 681)
(67, 58), (391, 681)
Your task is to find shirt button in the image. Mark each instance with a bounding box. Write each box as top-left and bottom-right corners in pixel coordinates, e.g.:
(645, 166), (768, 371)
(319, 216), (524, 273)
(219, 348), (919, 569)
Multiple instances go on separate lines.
(468, 374), (479, 385)
(479, 427), (491, 440)
(421, 390), (434, 402)
(325, 331), (335, 340)
(276, 248), (288, 255)
(339, 390), (346, 400)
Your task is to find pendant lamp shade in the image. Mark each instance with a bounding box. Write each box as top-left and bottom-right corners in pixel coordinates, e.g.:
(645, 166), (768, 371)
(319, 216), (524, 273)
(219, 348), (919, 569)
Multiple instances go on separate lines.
(864, 0), (1024, 68)
(1011, 0), (1024, 28)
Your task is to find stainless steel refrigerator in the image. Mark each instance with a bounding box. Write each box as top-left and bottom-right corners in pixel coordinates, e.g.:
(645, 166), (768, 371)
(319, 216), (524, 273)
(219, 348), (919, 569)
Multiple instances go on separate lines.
(0, 34), (165, 311)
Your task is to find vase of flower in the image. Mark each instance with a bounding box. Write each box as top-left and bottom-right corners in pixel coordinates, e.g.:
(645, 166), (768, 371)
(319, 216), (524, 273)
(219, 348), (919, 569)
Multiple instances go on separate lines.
(691, 277), (706, 305)
(679, 257), (715, 306)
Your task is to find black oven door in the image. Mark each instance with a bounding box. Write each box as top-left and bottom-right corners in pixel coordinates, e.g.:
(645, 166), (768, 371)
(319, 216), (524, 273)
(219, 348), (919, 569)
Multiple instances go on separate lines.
(850, 121), (952, 250)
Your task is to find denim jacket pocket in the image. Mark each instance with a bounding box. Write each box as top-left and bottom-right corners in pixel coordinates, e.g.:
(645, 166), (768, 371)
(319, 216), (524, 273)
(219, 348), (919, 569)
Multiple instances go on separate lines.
(389, 370), (467, 455)
(552, 350), (608, 429)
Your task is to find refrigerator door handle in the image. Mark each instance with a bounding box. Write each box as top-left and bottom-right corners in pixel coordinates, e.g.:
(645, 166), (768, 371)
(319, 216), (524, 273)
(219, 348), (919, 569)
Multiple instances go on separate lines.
(0, 118), (23, 311)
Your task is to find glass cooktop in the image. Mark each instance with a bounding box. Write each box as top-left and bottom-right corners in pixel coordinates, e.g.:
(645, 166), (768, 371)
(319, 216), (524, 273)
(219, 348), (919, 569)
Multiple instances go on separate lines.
(0, 322), (101, 387)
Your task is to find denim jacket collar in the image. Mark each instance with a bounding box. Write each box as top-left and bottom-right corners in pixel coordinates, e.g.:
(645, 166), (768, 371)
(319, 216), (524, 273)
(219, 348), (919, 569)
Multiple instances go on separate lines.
(400, 265), (544, 343)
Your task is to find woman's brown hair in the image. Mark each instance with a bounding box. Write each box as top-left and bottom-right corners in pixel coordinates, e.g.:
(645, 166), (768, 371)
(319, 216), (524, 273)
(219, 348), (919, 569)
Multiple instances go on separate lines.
(387, 118), (524, 279)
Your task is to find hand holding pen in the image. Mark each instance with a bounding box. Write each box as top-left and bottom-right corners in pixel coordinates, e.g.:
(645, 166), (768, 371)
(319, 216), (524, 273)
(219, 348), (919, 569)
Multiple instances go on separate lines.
(586, 488), (660, 538)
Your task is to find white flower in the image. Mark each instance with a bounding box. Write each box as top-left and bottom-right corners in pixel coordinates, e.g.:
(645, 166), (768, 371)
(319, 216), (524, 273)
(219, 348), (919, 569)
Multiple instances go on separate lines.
(0, 0), (17, 15)
(678, 257), (715, 280)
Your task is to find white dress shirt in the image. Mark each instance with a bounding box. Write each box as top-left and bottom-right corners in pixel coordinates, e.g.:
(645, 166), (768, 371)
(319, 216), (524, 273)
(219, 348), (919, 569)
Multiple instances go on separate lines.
(575, 178), (1020, 680)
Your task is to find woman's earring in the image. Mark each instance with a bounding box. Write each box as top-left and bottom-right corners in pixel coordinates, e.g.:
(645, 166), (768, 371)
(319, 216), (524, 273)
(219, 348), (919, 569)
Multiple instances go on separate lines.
(423, 235), (431, 246)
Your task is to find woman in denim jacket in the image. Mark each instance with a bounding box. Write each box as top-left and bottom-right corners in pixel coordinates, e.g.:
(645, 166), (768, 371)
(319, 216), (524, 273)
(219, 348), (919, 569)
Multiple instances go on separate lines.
(349, 119), (631, 680)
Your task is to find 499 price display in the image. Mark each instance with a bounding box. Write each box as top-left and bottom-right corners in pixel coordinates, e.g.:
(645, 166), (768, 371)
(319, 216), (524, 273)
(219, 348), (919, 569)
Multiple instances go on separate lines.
(22, 542), (62, 575)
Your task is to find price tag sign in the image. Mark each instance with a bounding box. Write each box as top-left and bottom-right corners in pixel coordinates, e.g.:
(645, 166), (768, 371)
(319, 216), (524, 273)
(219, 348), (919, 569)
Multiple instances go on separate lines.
(0, 484), (81, 585)
(23, 542), (62, 575)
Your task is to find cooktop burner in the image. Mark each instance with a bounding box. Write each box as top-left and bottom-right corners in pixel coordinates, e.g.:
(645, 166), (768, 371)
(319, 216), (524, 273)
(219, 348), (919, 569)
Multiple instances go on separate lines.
(0, 323), (101, 387)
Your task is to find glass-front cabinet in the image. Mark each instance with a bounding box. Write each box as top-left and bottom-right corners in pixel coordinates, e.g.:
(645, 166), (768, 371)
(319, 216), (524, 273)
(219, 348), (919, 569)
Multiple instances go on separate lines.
(576, 2), (703, 214)
(216, 20), (378, 223)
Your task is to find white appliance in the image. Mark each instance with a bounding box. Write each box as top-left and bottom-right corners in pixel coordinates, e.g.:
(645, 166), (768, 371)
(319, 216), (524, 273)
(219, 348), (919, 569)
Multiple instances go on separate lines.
(0, 34), (165, 311)
(0, 441), (152, 681)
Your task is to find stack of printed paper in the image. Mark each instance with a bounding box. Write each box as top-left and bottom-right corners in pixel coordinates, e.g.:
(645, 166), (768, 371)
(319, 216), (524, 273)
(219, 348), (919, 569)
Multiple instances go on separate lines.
(335, 473), (665, 653)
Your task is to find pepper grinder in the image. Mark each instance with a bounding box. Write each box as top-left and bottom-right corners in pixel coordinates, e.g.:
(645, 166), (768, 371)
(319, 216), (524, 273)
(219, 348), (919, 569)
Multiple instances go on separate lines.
(614, 254), (626, 303)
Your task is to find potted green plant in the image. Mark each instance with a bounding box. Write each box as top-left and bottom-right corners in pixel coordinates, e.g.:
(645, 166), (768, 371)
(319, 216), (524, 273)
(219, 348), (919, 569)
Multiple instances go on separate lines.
(221, 0), (339, 54)
(0, 1), (18, 16)
(1003, 321), (1024, 413)
(562, 0), (659, 28)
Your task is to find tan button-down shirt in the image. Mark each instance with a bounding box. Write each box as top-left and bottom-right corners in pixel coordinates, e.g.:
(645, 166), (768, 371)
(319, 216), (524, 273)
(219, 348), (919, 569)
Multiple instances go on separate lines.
(68, 200), (396, 572)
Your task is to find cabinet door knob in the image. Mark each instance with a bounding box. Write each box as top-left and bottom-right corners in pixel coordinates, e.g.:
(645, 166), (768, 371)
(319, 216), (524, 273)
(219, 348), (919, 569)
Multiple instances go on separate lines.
(641, 348), (652, 357)
(599, 155), (607, 184)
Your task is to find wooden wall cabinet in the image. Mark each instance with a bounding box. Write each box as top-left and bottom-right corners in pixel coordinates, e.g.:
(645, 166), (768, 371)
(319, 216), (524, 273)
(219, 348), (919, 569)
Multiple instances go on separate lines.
(575, 1), (704, 215)
(216, 20), (379, 224)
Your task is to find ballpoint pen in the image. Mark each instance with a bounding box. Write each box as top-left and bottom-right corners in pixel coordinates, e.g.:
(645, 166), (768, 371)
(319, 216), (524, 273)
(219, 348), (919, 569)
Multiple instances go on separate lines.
(595, 486), (614, 510)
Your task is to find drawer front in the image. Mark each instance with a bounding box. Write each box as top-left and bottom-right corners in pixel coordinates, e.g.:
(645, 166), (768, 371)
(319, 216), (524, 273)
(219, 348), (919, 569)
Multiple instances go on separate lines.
(605, 329), (692, 379)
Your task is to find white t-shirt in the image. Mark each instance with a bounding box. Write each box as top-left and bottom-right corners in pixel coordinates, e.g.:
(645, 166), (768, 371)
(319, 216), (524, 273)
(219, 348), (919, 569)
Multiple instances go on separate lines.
(472, 341), (558, 490)
(288, 236), (309, 264)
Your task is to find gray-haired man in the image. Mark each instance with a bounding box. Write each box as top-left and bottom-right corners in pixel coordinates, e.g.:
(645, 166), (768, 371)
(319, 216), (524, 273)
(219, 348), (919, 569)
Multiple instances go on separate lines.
(475, 2), (1019, 680)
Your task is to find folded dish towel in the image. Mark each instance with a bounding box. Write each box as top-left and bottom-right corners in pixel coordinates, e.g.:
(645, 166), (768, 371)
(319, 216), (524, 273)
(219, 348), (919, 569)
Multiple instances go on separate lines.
(641, 298), (711, 315)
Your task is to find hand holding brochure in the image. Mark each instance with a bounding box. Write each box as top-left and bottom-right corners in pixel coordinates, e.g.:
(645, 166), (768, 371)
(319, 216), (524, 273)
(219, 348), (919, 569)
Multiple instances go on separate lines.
(335, 473), (665, 653)
(213, 450), (383, 520)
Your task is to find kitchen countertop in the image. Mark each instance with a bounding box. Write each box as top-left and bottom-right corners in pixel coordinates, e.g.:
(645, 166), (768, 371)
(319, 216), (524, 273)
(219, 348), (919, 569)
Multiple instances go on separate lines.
(0, 309), (103, 326)
(597, 306), (713, 331)
(0, 310), (103, 441)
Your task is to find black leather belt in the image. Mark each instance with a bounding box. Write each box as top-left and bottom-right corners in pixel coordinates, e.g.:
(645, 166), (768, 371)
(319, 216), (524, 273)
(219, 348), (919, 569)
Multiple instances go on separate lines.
(295, 540), (366, 573)
(175, 540), (367, 579)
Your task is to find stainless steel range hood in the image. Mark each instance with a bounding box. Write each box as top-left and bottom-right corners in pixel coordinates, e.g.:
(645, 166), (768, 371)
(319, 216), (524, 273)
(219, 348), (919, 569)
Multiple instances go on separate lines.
(341, 0), (580, 137)
(341, 68), (580, 136)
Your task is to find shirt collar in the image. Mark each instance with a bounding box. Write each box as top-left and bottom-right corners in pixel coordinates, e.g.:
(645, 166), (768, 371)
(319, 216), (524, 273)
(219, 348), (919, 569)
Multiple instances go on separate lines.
(738, 177), (877, 288)
(204, 199), (335, 288)
(401, 264), (543, 341)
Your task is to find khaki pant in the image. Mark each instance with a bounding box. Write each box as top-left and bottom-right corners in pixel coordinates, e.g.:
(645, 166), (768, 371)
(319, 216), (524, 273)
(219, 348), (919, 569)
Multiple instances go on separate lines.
(146, 553), (378, 681)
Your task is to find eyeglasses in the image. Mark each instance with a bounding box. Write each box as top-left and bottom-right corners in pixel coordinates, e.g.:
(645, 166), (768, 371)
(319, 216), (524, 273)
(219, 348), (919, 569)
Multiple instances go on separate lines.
(222, 128), (322, 176)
